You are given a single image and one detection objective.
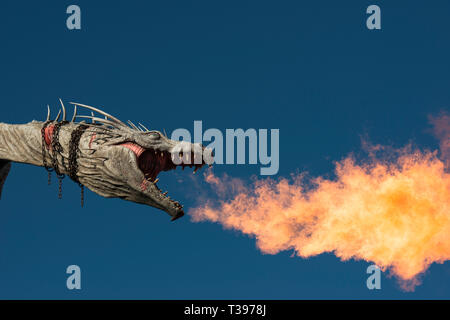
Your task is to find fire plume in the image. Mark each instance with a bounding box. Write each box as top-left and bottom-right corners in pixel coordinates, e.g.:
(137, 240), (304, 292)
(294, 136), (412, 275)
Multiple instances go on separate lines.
(189, 114), (450, 290)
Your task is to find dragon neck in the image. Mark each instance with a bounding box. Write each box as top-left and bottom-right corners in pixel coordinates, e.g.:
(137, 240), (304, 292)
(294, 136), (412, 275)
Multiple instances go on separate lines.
(0, 120), (125, 199)
(0, 121), (48, 167)
(0, 121), (98, 172)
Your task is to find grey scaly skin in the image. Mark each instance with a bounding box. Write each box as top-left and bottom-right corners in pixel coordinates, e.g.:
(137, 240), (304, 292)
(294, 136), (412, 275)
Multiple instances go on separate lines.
(0, 101), (213, 221)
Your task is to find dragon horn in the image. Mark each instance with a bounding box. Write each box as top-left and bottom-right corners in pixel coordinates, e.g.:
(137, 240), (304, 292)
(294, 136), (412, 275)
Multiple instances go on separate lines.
(46, 105), (51, 121)
(127, 120), (141, 131)
(71, 105), (77, 122)
(75, 115), (123, 129)
(59, 98), (66, 121)
(139, 123), (150, 132)
(55, 109), (61, 121)
(69, 102), (128, 128)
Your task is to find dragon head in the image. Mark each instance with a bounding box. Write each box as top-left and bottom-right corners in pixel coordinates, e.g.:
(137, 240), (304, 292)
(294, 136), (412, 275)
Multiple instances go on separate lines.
(69, 103), (213, 221)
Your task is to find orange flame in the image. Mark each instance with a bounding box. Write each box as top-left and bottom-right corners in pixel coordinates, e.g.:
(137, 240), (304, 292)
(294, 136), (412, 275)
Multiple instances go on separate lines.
(189, 115), (450, 290)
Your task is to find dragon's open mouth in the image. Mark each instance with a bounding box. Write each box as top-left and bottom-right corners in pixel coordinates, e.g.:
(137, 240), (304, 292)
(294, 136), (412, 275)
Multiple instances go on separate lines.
(120, 142), (207, 219)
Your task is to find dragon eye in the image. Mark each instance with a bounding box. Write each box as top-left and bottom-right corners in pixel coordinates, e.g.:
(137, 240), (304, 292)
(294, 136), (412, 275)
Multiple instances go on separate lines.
(147, 132), (161, 140)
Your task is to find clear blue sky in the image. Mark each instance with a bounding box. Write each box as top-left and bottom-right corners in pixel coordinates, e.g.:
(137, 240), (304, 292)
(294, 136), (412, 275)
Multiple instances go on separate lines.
(0, 0), (449, 299)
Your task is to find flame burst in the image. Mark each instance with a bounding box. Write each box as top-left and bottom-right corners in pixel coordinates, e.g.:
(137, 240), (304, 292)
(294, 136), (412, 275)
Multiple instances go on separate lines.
(189, 115), (450, 290)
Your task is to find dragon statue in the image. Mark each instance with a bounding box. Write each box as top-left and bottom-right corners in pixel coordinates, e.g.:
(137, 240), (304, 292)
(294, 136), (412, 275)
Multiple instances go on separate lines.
(0, 100), (213, 221)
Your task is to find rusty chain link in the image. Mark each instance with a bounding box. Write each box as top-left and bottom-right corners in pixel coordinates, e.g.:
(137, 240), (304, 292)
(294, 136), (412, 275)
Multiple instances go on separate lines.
(41, 121), (88, 205)
(68, 124), (89, 207)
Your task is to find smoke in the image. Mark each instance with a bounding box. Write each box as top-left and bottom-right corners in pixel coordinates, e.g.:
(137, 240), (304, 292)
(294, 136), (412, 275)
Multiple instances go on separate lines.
(189, 114), (450, 290)
(429, 112), (450, 168)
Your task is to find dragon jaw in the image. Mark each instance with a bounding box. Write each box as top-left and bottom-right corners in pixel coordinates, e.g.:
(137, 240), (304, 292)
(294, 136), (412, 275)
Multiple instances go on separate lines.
(118, 136), (212, 221)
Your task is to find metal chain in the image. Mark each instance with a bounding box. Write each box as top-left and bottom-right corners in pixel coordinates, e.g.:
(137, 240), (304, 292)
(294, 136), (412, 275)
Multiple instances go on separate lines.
(51, 121), (68, 177)
(52, 121), (69, 199)
(41, 121), (69, 199)
(68, 124), (89, 207)
(81, 185), (84, 207)
(41, 121), (89, 206)
(68, 124), (88, 182)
